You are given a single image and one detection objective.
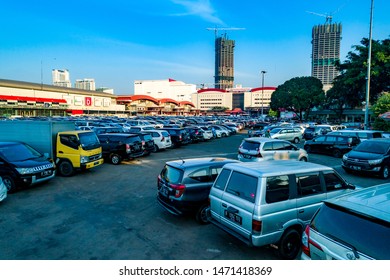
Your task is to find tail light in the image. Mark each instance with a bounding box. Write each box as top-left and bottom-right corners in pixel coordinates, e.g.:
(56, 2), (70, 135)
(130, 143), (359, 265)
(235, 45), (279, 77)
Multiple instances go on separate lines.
(301, 225), (323, 257)
(170, 183), (186, 198)
(126, 143), (131, 153)
(161, 136), (165, 141)
(252, 219), (262, 234)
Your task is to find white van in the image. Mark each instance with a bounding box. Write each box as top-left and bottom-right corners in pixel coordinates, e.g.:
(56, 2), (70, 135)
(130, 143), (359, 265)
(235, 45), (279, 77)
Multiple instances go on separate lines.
(208, 161), (357, 259)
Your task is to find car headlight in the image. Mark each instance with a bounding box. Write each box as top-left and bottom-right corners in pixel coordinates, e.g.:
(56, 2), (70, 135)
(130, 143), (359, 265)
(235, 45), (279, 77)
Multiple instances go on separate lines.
(15, 167), (35, 175)
(368, 158), (383, 165)
(80, 156), (89, 164)
(342, 154), (348, 161)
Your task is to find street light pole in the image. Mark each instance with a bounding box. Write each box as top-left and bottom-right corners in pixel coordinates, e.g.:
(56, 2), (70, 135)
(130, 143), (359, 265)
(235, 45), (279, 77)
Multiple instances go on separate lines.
(261, 70), (267, 119)
(364, 0), (374, 130)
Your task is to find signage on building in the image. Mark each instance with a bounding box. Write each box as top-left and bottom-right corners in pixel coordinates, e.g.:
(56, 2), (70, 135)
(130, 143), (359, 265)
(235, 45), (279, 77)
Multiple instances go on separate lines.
(103, 98), (111, 107)
(74, 97), (83, 106)
(85, 97), (92, 106)
(94, 98), (102, 107)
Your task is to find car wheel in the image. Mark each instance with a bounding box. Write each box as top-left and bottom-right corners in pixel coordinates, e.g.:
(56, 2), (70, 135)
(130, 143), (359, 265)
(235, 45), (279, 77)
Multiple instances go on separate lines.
(276, 228), (301, 260)
(299, 157), (308, 162)
(58, 160), (74, 177)
(2, 176), (16, 193)
(195, 203), (210, 225)
(381, 165), (389, 179)
(293, 137), (300, 144)
(153, 144), (159, 153)
(110, 154), (121, 165)
(332, 149), (342, 158)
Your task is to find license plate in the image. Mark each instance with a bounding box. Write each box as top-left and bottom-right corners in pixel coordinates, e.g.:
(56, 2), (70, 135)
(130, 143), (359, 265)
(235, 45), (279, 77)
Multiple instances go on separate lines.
(160, 186), (169, 197)
(41, 170), (52, 177)
(224, 210), (242, 225)
(350, 165), (361, 170)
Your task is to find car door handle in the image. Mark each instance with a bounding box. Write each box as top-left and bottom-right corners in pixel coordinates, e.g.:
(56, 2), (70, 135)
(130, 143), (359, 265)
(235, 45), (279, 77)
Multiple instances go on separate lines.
(58, 151), (63, 154)
(222, 203), (227, 208)
(227, 206), (239, 214)
(298, 209), (304, 213)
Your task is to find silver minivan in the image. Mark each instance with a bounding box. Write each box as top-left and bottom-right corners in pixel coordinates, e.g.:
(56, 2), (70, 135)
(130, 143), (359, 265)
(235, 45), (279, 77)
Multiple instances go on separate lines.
(208, 161), (357, 259)
(269, 127), (303, 143)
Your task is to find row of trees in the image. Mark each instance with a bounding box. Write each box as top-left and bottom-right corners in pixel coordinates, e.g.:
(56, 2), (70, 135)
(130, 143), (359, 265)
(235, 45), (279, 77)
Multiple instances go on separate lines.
(270, 37), (390, 129)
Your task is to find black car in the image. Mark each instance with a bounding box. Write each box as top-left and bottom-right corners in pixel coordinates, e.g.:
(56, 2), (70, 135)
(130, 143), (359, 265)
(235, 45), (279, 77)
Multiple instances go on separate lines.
(342, 138), (390, 179)
(131, 132), (155, 156)
(0, 141), (56, 192)
(157, 157), (240, 224)
(184, 126), (204, 143)
(97, 133), (143, 164)
(304, 135), (360, 158)
(161, 128), (191, 148)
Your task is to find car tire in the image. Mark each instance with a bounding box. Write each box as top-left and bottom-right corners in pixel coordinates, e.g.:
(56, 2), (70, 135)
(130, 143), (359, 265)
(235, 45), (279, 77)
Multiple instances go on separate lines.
(276, 228), (301, 260)
(153, 144), (159, 153)
(110, 154), (121, 165)
(58, 160), (74, 177)
(332, 149), (342, 158)
(2, 175), (16, 193)
(380, 165), (389, 179)
(195, 203), (210, 225)
(299, 157), (308, 162)
(293, 137), (300, 144)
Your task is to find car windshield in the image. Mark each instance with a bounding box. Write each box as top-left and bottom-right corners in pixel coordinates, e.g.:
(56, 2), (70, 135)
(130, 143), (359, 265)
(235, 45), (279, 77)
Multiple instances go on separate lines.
(355, 141), (390, 154)
(79, 132), (101, 150)
(160, 165), (183, 184)
(0, 143), (42, 162)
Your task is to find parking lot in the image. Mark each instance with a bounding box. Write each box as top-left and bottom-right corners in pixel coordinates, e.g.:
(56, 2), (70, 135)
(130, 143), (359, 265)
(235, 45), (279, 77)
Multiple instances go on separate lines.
(0, 131), (384, 260)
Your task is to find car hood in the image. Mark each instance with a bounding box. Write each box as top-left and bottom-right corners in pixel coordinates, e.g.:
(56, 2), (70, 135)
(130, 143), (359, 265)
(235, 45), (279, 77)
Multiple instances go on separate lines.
(346, 150), (383, 160)
(10, 156), (54, 168)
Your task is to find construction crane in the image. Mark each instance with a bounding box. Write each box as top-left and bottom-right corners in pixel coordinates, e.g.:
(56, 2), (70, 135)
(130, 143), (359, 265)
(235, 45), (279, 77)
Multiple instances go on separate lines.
(306, 11), (334, 24)
(206, 27), (245, 38)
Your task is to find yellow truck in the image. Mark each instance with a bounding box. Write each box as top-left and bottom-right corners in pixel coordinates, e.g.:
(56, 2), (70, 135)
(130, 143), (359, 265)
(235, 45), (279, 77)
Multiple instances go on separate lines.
(0, 120), (104, 176)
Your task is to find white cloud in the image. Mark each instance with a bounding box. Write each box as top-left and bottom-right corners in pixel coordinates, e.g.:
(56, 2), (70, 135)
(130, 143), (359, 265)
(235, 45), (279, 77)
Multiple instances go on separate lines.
(170, 0), (224, 25)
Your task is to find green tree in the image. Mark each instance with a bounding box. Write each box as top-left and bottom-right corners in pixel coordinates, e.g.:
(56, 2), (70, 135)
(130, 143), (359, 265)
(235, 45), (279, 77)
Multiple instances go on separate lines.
(270, 76), (325, 120)
(329, 38), (390, 109)
(372, 93), (390, 131)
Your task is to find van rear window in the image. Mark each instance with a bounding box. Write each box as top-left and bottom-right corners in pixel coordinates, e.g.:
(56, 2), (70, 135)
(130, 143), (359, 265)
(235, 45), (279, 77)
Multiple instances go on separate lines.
(226, 171), (257, 203)
(241, 140), (260, 150)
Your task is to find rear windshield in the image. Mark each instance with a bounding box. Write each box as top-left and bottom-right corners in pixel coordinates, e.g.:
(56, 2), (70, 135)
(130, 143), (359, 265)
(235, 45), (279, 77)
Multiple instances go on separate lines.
(241, 140), (260, 150)
(160, 165), (183, 184)
(355, 141), (390, 154)
(311, 203), (390, 259)
(305, 127), (315, 132)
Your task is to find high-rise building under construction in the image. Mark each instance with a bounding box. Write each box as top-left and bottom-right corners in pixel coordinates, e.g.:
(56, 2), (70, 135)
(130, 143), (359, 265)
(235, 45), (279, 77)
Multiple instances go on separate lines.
(311, 23), (342, 89)
(214, 35), (235, 90)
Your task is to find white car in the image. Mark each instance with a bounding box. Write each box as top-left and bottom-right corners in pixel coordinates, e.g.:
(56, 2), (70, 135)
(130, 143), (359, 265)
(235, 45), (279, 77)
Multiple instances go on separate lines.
(0, 176), (7, 202)
(146, 130), (172, 152)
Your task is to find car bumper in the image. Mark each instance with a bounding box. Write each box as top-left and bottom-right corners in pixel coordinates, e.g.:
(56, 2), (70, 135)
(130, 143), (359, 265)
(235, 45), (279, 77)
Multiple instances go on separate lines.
(81, 158), (104, 169)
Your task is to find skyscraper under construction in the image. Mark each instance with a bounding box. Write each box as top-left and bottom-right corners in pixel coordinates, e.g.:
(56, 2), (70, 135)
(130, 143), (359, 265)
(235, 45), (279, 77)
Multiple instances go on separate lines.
(311, 23), (342, 90)
(214, 35), (235, 90)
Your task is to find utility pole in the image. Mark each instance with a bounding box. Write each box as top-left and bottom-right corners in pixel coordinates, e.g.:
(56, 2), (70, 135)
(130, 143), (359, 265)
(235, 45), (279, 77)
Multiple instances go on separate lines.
(364, 0), (374, 130)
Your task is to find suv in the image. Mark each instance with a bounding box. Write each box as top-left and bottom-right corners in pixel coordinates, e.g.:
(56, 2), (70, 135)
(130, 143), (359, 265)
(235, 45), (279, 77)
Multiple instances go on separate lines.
(208, 160), (357, 259)
(269, 127), (303, 143)
(342, 138), (390, 179)
(131, 132), (155, 156)
(237, 138), (308, 162)
(304, 135), (360, 158)
(301, 183), (390, 260)
(328, 129), (383, 141)
(303, 125), (337, 140)
(157, 157), (239, 224)
(146, 130), (172, 152)
(0, 141), (56, 192)
(162, 128), (191, 148)
(97, 133), (144, 164)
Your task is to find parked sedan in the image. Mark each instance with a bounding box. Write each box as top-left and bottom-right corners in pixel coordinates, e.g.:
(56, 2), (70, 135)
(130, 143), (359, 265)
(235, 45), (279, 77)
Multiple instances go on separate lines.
(342, 138), (390, 179)
(304, 135), (360, 158)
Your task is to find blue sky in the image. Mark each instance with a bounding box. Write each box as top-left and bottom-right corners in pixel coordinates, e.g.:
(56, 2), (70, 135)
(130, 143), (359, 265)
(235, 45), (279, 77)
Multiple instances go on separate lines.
(1, 0), (389, 94)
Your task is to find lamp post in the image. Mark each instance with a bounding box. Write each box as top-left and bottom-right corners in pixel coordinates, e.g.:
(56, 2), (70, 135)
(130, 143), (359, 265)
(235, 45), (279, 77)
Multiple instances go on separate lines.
(364, 0), (374, 130)
(261, 70), (267, 119)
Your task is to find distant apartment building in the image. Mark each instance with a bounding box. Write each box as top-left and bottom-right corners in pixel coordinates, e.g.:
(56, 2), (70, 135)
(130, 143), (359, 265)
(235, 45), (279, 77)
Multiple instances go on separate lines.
(134, 78), (196, 102)
(96, 87), (114, 94)
(52, 69), (71, 88)
(311, 23), (342, 90)
(214, 35), (235, 90)
(75, 78), (96, 91)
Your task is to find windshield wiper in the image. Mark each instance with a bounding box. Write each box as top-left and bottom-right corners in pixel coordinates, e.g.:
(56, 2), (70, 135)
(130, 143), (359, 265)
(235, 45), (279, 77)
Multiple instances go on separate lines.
(326, 233), (359, 259)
